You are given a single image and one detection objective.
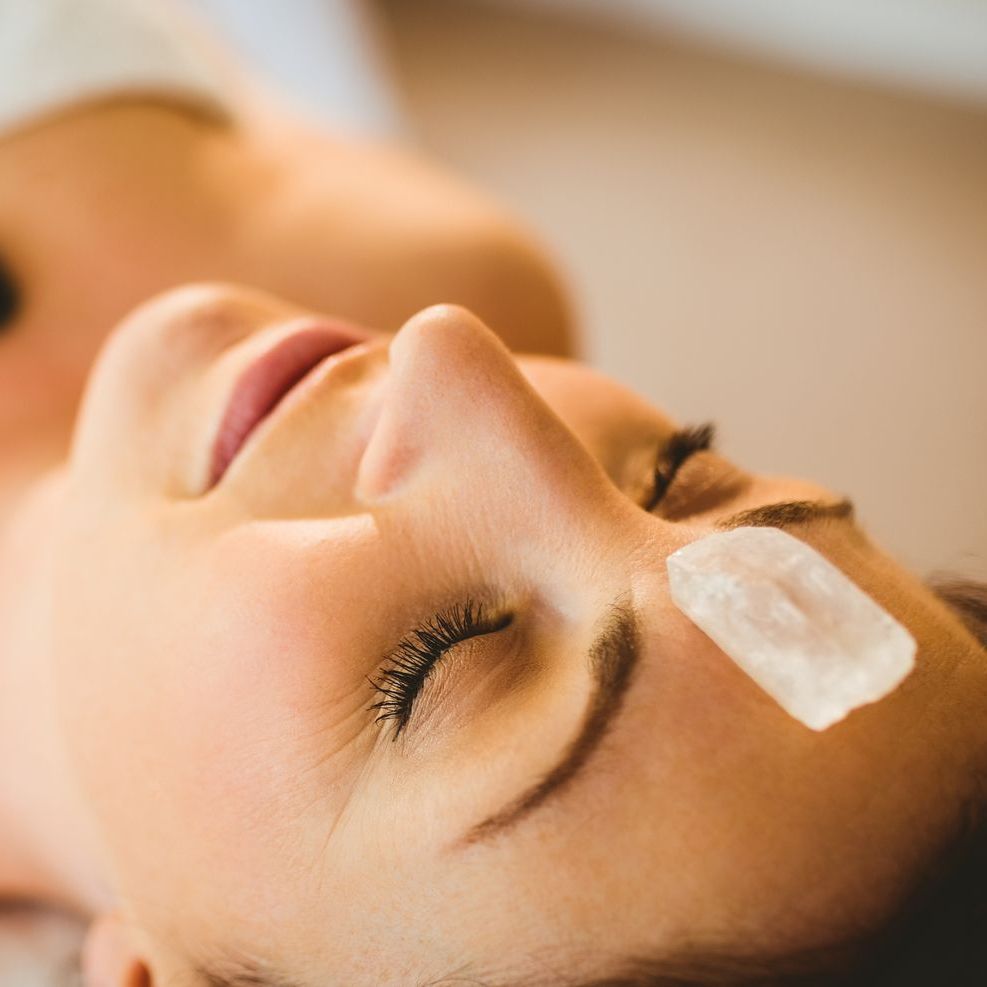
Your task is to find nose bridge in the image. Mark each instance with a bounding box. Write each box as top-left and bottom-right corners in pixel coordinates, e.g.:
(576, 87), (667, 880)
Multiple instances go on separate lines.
(355, 305), (611, 513)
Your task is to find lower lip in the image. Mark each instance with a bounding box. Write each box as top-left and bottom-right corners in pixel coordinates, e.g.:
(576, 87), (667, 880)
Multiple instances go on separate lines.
(208, 323), (372, 489)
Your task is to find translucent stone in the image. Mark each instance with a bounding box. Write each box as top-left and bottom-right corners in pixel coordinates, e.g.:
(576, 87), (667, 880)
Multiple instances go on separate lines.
(666, 526), (916, 730)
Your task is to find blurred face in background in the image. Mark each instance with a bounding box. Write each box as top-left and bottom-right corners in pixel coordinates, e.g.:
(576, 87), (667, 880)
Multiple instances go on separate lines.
(0, 100), (572, 500)
(10, 285), (982, 985)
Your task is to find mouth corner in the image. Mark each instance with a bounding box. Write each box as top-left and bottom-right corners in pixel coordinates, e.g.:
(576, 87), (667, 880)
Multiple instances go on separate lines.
(206, 322), (376, 491)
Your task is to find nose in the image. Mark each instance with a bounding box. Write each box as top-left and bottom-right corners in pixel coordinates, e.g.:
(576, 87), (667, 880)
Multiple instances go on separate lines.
(355, 305), (619, 520)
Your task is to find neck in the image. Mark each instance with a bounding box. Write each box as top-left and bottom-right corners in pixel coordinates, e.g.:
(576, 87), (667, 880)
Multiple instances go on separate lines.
(0, 469), (111, 917)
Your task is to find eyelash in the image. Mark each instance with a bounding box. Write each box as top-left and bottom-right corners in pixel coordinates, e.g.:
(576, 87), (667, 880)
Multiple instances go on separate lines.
(368, 424), (715, 738)
(643, 421), (716, 513)
(369, 597), (511, 740)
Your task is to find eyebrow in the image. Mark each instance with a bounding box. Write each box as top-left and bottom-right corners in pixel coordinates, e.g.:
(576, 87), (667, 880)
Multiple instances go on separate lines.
(714, 496), (855, 531)
(460, 601), (641, 846)
(457, 498), (855, 847)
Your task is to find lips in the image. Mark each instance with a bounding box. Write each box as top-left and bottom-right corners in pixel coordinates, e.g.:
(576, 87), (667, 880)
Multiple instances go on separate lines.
(208, 323), (373, 489)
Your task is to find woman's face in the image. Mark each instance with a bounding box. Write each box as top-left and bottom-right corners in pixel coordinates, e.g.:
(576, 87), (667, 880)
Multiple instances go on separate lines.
(28, 286), (985, 985)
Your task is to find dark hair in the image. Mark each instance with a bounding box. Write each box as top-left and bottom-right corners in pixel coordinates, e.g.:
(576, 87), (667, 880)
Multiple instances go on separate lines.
(928, 575), (987, 651)
(579, 576), (987, 987)
(204, 578), (987, 987)
(574, 800), (987, 986)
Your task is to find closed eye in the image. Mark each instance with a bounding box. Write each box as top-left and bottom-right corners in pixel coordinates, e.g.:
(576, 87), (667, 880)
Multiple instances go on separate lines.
(369, 597), (512, 739)
(642, 422), (717, 513)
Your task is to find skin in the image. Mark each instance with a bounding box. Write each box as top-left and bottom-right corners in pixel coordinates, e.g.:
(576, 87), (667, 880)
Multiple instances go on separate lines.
(0, 98), (575, 514)
(0, 286), (984, 986)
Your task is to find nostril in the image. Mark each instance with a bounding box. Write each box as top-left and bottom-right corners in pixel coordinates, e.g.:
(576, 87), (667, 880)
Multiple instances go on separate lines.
(356, 302), (566, 507)
(355, 307), (498, 504)
(354, 380), (423, 504)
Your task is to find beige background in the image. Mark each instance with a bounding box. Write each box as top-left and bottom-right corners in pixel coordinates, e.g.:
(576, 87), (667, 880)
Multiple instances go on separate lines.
(378, 0), (987, 581)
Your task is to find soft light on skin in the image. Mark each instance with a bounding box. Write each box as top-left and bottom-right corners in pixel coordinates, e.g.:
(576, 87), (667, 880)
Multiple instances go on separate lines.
(0, 97), (575, 517)
(0, 288), (984, 987)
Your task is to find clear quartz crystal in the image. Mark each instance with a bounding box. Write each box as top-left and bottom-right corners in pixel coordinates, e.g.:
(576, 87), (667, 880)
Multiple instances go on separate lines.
(666, 526), (916, 730)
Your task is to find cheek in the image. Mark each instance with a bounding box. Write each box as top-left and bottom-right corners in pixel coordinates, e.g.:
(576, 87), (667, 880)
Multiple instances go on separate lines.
(51, 515), (383, 900)
(0, 326), (84, 443)
(0, 246), (169, 441)
(517, 357), (677, 474)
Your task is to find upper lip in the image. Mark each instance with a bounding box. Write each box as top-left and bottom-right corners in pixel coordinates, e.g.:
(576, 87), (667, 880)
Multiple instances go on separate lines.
(207, 321), (377, 490)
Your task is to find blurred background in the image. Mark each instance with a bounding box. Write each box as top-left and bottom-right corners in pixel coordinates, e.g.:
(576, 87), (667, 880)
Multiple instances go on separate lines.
(191, 0), (987, 582)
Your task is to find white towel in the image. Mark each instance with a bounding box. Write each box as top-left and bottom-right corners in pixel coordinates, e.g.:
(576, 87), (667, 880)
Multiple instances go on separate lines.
(185, 0), (409, 138)
(0, 0), (240, 139)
